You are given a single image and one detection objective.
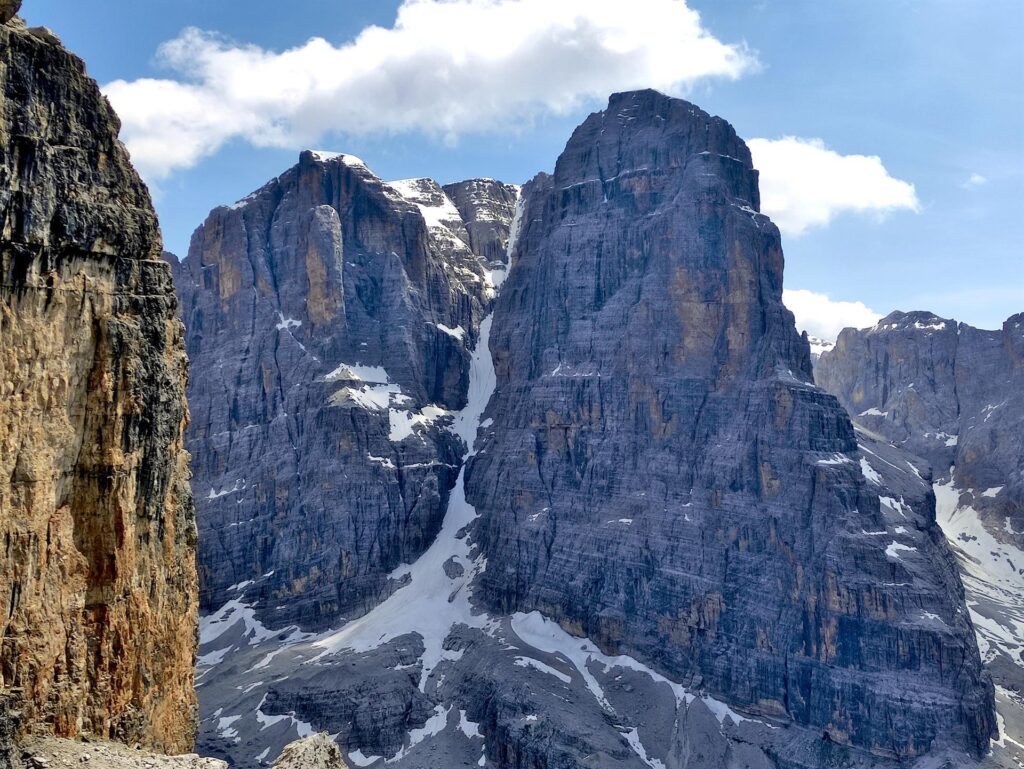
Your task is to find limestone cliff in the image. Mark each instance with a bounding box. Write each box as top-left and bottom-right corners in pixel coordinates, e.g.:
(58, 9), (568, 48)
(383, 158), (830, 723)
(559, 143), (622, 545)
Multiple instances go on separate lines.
(465, 90), (995, 760)
(816, 310), (1024, 544)
(0, 13), (197, 752)
(171, 154), (516, 631)
(189, 92), (997, 769)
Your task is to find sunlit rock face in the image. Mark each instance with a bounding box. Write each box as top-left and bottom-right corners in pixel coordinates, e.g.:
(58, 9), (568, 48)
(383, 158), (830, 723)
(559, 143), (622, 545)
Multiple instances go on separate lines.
(0, 18), (197, 753)
(185, 92), (997, 769)
(465, 89), (995, 760)
(172, 153), (518, 630)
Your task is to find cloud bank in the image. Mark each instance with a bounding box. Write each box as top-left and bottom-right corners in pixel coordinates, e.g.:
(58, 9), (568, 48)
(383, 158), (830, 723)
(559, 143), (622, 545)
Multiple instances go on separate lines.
(748, 137), (920, 236)
(783, 288), (882, 341)
(105, 0), (755, 180)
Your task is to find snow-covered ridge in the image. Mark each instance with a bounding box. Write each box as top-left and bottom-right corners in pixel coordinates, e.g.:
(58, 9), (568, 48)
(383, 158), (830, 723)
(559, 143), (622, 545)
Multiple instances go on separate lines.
(387, 177), (465, 231)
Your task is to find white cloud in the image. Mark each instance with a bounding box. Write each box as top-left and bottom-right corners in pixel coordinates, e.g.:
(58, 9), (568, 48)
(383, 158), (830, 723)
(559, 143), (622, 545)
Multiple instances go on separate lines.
(962, 172), (988, 189)
(748, 137), (920, 237)
(783, 288), (881, 341)
(104, 0), (756, 180)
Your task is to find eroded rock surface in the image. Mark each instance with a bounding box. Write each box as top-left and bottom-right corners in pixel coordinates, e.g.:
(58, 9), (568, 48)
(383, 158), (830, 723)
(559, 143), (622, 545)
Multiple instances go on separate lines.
(816, 311), (1024, 768)
(0, 17), (196, 752)
(189, 92), (997, 769)
(465, 90), (995, 760)
(172, 153), (518, 631)
(817, 310), (1024, 544)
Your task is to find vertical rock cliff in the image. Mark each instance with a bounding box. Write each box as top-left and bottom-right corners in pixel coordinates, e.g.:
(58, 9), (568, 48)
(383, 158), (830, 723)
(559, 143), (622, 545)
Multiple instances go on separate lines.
(817, 310), (1024, 543)
(0, 13), (197, 753)
(465, 90), (995, 760)
(816, 310), (1024, 766)
(172, 155), (517, 630)
(186, 92), (997, 769)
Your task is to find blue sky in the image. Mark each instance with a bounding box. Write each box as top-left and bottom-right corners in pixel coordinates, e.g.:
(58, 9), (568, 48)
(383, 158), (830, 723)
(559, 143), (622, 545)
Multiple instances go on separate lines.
(29, 0), (1024, 334)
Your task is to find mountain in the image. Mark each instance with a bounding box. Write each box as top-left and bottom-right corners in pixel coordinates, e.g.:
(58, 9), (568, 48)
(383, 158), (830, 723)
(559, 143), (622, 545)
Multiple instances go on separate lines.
(171, 155), (518, 631)
(817, 310), (1023, 543)
(183, 91), (999, 769)
(465, 88), (995, 761)
(0, 10), (196, 755)
(817, 309), (1024, 766)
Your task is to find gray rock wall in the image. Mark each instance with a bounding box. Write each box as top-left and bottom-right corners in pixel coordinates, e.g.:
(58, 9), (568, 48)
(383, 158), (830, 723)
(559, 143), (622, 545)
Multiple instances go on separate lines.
(173, 154), (516, 630)
(816, 310), (1024, 543)
(464, 90), (995, 760)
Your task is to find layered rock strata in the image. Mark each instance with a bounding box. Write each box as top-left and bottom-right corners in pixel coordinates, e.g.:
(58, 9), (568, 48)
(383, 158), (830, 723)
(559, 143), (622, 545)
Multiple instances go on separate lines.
(816, 310), (1024, 543)
(0, 13), (196, 753)
(187, 92), (997, 768)
(172, 155), (518, 630)
(464, 90), (995, 760)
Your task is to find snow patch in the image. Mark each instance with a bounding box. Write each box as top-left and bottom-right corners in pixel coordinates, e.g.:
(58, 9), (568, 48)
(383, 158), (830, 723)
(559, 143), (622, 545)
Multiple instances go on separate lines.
(313, 315), (500, 686)
(885, 541), (917, 560)
(859, 407), (889, 417)
(436, 323), (467, 341)
(510, 611), (757, 727)
(513, 655), (572, 684)
(275, 313), (302, 331)
(860, 457), (882, 485)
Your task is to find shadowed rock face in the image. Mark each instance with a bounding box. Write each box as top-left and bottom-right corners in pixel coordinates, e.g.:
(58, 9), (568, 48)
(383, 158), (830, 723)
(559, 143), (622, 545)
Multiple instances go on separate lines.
(464, 90), (995, 759)
(442, 179), (521, 271)
(172, 155), (517, 630)
(0, 17), (196, 753)
(817, 310), (1024, 544)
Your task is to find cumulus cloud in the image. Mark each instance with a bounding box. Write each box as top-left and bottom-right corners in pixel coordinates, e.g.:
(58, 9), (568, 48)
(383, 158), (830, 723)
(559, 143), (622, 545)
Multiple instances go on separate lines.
(747, 137), (920, 237)
(104, 0), (756, 180)
(783, 288), (882, 341)
(962, 172), (988, 189)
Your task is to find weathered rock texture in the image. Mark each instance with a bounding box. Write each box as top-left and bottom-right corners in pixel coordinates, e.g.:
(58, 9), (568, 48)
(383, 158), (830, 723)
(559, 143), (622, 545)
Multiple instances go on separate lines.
(187, 92), (999, 769)
(271, 733), (348, 769)
(464, 90), (995, 759)
(0, 1), (20, 25)
(442, 179), (520, 271)
(0, 18), (197, 752)
(816, 310), (1024, 768)
(20, 736), (227, 769)
(172, 155), (517, 630)
(817, 310), (1024, 543)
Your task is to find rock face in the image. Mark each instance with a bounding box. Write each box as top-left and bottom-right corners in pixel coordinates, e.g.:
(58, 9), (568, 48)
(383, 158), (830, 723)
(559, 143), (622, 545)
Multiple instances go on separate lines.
(0, 1), (20, 24)
(0, 18), (196, 754)
(442, 179), (521, 272)
(464, 90), (994, 759)
(816, 309), (1024, 767)
(172, 154), (517, 630)
(817, 310), (1024, 543)
(187, 92), (997, 769)
(271, 734), (348, 769)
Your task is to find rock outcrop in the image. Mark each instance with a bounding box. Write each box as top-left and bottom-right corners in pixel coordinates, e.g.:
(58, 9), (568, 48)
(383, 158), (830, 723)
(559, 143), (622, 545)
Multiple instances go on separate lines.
(271, 734), (348, 769)
(0, 1), (20, 25)
(0, 14), (196, 753)
(172, 153), (518, 630)
(817, 310), (1024, 543)
(442, 179), (521, 272)
(465, 90), (994, 760)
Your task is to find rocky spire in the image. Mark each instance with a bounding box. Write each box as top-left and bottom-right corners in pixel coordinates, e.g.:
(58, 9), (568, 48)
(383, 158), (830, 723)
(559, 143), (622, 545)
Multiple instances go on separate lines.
(465, 89), (995, 760)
